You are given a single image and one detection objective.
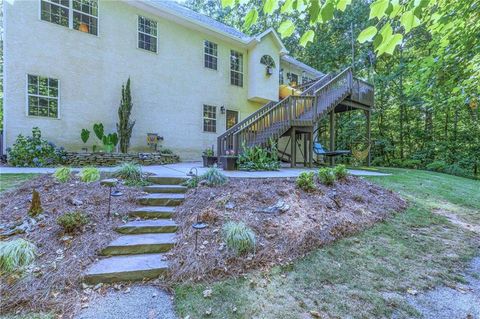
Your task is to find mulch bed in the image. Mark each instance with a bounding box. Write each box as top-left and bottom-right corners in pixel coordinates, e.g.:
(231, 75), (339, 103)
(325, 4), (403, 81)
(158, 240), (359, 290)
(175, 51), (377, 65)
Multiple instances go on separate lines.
(0, 174), (144, 316)
(168, 176), (406, 282)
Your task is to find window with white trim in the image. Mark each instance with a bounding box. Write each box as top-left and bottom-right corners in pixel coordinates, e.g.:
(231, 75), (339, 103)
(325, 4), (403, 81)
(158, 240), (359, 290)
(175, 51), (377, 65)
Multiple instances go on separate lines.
(279, 68), (284, 85)
(40, 0), (98, 35)
(230, 50), (243, 87)
(27, 75), (59, 118)
(204, 40), (218, 70)
(138, 16), (157, 53)
(203, 105), (216, 133)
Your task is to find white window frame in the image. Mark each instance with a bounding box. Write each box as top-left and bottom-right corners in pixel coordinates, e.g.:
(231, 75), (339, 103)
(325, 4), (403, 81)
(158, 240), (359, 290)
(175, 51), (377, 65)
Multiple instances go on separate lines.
(25, 74), (61, 119)
(230, 50), (244, 87)
(137, 15), (158, 54)
(39, 0), (99, 36)
(204, 40), (218, 70)
(202, 104), (217, 133)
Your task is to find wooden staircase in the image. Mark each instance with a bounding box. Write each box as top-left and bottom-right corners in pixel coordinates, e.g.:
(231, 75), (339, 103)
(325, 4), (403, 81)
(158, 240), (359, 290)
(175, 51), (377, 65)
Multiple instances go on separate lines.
(217, 68), (374, 157)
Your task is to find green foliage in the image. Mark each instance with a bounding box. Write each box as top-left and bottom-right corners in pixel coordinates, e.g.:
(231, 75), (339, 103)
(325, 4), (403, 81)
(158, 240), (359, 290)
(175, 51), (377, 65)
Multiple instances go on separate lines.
(426, 161), (447, 172)
(7, 127), (67, 167)
(28, 189), (43, 217)
(113, 162), (149, 186)
(102, 133), (118, 153)
(160, 147), (174, 154)
(318, 168), (336, 185)
(333, 164), (348, 179)
(80, 129), (90, 144)
(238, 140), (280, 171)
(222, 221), (256, 255)
(57, 211), (89, 234)
(0, 239), (36, 273)
(296, 171), (316, 192)
(201, 165), (228, 186)
(93, 123), (104, 140)
(203, 148), (214, 156)
(117, 78), (136, 153)
(53, 166), (71, 183)
(182, 177), (199, 188)
(78, 167), (100, 183)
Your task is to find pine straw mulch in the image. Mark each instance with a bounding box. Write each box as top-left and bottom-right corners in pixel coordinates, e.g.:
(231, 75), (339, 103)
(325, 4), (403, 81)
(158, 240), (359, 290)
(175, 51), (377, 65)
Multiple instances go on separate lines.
(168, 176), (406, 283)
(0, 174), (144, 316)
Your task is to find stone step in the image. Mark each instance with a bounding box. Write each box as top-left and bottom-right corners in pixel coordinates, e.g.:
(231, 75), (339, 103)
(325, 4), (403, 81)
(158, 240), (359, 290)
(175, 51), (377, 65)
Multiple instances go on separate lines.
(129, 206), (176, 219)
(116, 219), (178, 234)
(84, 253), (168, 284)
(146, 176), (189, 185)
(137, 193), (185, 206)
(143, 184), (187, 194)
(101, 233), (176, 256)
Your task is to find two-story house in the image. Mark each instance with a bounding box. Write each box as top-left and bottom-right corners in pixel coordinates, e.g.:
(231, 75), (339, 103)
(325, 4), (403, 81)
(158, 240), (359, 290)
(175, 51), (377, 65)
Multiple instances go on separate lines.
(3, 0), (325, 160)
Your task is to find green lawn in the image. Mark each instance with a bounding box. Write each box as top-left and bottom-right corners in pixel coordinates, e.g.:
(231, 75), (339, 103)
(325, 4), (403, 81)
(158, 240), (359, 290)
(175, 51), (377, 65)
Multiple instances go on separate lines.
(0, 174), (38, 192)
(174, 168), (480, 318)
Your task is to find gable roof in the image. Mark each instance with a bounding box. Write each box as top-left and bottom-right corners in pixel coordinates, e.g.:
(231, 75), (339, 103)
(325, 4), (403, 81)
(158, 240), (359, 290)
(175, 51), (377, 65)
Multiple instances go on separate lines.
(137, 1), (322, 75)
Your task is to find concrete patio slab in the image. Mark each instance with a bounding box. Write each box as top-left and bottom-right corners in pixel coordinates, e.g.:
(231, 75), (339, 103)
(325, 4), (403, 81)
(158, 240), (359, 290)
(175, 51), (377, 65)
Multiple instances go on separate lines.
(0, 162), (390, 177)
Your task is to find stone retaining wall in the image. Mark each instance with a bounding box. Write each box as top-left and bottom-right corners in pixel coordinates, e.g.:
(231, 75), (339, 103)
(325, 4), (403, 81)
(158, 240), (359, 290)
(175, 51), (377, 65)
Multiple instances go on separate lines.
(65, 152), (180, 166)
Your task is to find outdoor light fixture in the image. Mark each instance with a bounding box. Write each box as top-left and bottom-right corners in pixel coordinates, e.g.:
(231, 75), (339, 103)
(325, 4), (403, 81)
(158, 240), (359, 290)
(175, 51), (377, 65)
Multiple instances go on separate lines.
(192, 214), (208, 251)
(266, 66), (273, 76)
(220, 106), (226, 114)
(187, 167), (198, 178)
(100, 178), (122, 219)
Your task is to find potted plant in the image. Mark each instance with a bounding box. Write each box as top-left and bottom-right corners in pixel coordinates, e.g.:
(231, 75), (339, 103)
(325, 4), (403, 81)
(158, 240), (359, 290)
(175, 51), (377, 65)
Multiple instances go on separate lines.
(202, 147), (217, 167)
(220, 150), (238, 171)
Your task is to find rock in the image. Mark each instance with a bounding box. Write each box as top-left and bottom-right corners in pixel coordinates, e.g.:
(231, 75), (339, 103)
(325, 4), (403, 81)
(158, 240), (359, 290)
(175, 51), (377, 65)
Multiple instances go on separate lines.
(256, 200), (290, 214)
(93, 283), (103, 290)
(67, 197), (83, 206)
(225, 202), (236, 210)
(100, 178), (118, 187)
(205, 308), (212, 316)
(407, 288), (418, 295)
(309, 310), (321, 318)
(203, 289), (212, 298)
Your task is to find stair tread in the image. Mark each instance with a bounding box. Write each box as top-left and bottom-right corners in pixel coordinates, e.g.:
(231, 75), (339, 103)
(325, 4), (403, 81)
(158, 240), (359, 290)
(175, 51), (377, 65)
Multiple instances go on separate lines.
(106, 233), (176, 247)
(119, 219), (177, 228)
(139, 193), (185, 199)
(86, 253), (168, 276)
(131, 206), (176, 213)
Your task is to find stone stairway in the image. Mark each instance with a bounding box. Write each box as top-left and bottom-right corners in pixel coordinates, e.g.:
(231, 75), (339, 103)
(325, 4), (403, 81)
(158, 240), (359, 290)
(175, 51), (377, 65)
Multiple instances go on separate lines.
(84, 176), (187, 284)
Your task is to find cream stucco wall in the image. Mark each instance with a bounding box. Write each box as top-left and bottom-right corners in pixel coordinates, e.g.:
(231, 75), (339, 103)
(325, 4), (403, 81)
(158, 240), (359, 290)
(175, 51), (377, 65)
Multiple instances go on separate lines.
(3, 0), (320, 160)
(280, 61), (317, 86)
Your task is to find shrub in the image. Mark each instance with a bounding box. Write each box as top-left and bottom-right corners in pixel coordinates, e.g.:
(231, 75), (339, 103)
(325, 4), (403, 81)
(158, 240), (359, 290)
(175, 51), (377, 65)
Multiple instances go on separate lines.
(183, 177), (199, 188)
(28, 189), (43, 217)
(0, 239), (36, 273)
(402, 159), (422, 169)
(222, 221), (256, 255)
(201, 165), (228, 186)
(203, 148), (214, 156)
(79, 166), (100, 182)
(57, 211), (89, 234)
(238, 139), (280, 171)
(53, 166), (72, 183)
(445, 164), (468, 177)
(160, 147), (173, 154)
(334, 164), (349, 179)
(114, 162), (142, 181)
(7, 127), (67, 167)
(426, 160), (448, 172)
(296, 172), (316, 191)
(318, 168), (336, 185)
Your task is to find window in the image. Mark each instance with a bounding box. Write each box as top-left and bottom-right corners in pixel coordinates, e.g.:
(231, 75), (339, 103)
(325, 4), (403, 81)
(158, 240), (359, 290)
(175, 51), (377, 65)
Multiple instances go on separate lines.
(230, 50), (243, 87)
(41, 0), (69, 27)
(138, 16), (157, 53)
(27, 75), (59, 118)
(288, 72), (298, 86)
(204, 40), (218, 70)
(41, 0), (98, 35)
(73, 0), (98, 35)
(279, 68), (284, 85)
(203, 105), (216, 133)
(260, 55), (275, 68)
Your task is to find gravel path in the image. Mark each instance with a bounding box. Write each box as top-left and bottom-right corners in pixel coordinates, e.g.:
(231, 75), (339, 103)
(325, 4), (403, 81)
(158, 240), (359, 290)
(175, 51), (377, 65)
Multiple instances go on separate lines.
(405, 257), (480, 319)
(75, 285), (177, 319)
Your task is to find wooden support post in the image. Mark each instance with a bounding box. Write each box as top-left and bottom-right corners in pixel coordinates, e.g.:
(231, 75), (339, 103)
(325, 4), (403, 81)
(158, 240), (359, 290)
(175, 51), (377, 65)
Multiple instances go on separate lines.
(303, 133), (307, 167)
(309, 128), (313, 168)
(329, 111), (335, 166)
(365, 109), (371, 166)
(290, 127), (296, 168)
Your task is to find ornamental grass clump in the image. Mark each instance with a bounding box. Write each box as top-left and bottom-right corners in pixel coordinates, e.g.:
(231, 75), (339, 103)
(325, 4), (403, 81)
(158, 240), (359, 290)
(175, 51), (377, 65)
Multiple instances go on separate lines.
(296, 171), (316, 192)
(79, 166), (100, 183)
(318, 167), (336, 186)
(334, 164), (349, 179)
(113, 162), (148, 186)
(57, 211), (89, 234)
(201, 165), (228, 186)
(222, 221), (256, 255)
(53, 166), (72, 183)
(0, 239), (36, 273)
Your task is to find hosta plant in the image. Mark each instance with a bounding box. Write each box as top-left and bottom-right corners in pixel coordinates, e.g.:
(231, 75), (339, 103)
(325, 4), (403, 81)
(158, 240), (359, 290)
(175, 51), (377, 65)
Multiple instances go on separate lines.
(296, 171), (316, 192)
(318, 168), (336, 186)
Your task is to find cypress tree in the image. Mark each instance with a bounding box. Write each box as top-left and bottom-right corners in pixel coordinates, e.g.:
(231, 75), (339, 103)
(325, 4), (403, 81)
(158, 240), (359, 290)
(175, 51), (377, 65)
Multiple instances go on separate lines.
(117, 78), (136, 153)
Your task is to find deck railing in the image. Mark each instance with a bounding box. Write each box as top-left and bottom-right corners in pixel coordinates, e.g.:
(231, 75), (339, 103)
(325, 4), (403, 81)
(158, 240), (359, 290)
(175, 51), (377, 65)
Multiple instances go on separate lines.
(218, 68), (373, 156)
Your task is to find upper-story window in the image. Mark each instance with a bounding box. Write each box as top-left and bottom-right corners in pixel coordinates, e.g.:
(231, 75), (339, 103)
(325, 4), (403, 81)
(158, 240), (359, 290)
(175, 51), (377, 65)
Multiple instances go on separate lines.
(260, 55), (275, 68)
(40, 0), (98, 35)
(230, 50), (243, 87)
(138, 16), (157, 53)
(204, 41), (218, 70)
(279, 68), (284, 85)
(27, 74), (59, 118)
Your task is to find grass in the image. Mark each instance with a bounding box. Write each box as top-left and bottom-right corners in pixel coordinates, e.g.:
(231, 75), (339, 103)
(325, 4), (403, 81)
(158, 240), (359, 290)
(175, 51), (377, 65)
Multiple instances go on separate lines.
(174, 168), (480, 318)
(0, 174), (38, 192)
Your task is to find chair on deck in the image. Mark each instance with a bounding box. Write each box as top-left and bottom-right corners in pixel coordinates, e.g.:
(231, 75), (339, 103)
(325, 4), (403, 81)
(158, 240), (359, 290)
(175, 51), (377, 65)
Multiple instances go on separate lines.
(313, 142), (351, 158)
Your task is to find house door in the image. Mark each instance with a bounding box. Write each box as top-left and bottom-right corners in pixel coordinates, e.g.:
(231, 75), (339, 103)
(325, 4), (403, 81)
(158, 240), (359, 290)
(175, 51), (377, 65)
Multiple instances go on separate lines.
(226, 110), (238, 130)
